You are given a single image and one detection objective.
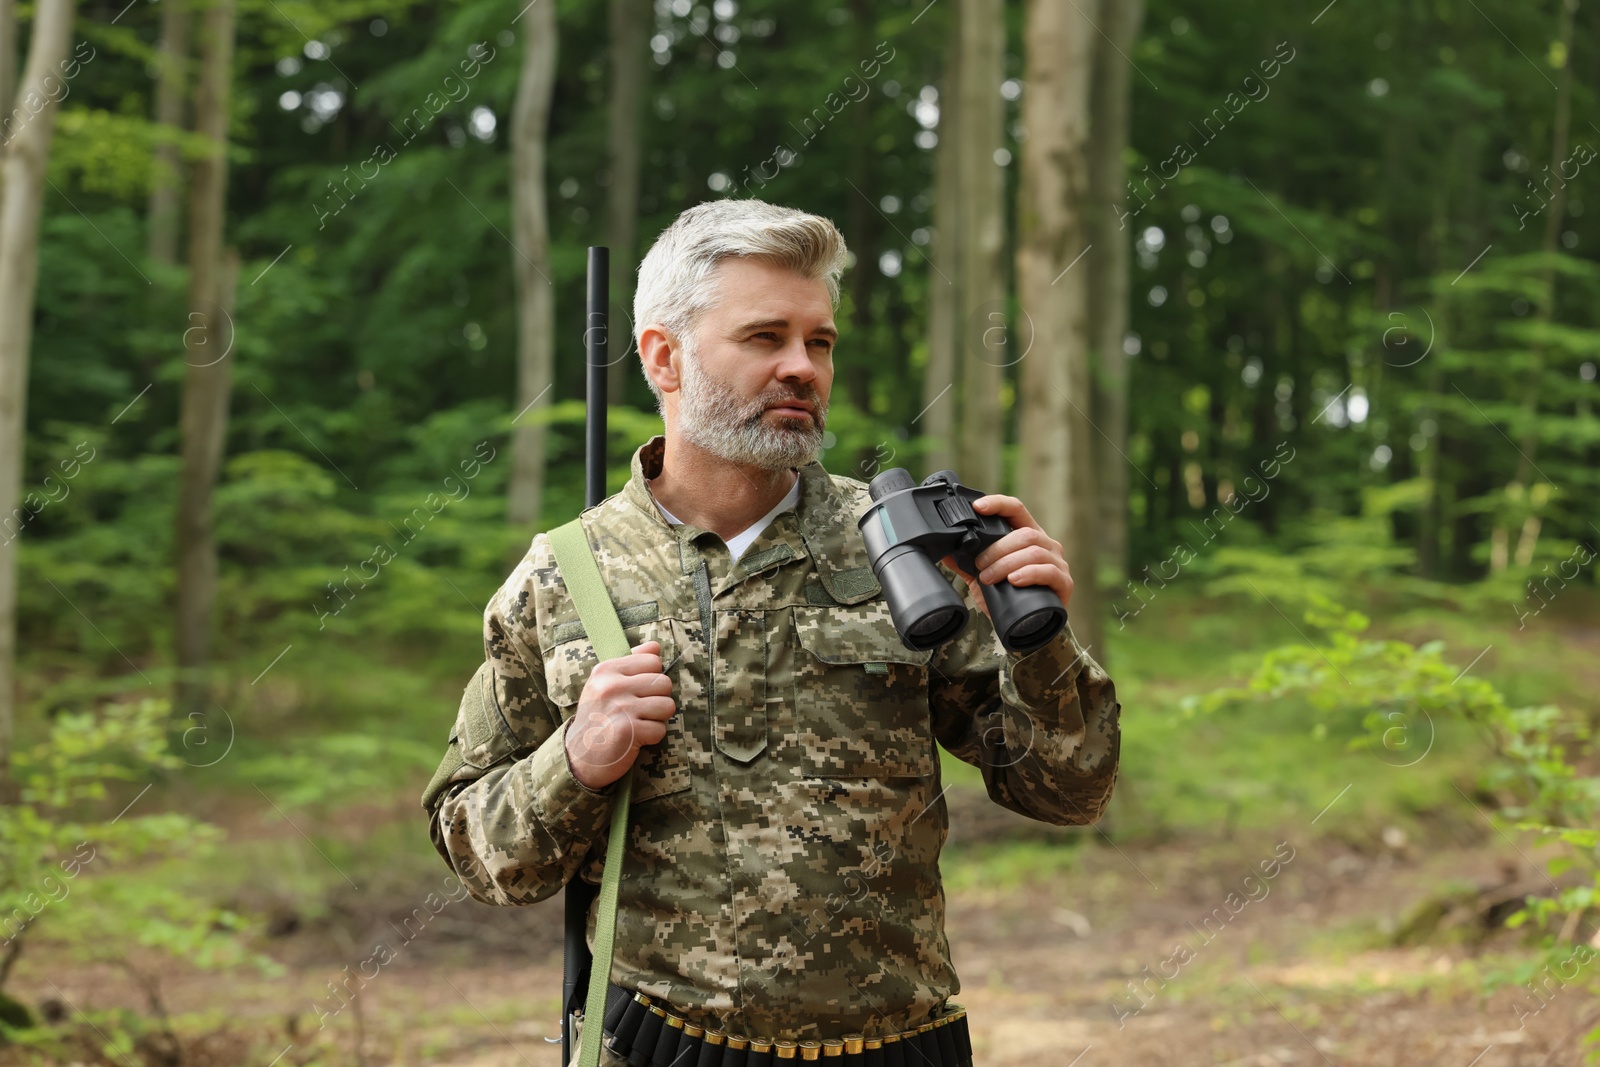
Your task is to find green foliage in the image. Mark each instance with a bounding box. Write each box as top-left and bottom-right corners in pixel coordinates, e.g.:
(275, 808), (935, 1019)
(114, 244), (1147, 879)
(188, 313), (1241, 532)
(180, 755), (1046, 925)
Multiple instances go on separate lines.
(50, 109), (218, 200)
(16, 0), (1600, 703)
(10, 0), (1600, 1054)
(0, 699), (278, 1042)
(1184, 595), (1599, 949)
(234, 730), (440, 810)
(1199, 500), (1428, 609)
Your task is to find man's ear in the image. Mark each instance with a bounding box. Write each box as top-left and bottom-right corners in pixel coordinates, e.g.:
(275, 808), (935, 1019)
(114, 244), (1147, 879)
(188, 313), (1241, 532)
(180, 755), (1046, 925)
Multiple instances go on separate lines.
(639, 324), (682, 395)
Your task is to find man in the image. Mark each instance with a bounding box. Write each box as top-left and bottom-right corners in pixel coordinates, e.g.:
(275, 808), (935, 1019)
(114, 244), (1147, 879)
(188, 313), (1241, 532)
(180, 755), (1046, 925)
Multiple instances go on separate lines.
(421, 199), (1121, 1059)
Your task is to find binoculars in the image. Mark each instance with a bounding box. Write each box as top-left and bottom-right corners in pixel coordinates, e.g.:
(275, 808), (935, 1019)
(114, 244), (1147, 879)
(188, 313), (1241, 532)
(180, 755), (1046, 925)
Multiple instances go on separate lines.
(859, 468), (1067, 654)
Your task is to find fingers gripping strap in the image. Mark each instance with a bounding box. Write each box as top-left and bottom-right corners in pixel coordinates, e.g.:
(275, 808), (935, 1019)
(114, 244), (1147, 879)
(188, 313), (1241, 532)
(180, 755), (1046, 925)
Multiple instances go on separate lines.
(546, 518), (634, 1067)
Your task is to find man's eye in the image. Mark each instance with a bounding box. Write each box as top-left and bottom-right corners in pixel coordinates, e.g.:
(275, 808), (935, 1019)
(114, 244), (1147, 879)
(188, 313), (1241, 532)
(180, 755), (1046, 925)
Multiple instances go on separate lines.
(753, 332), (780, 342)
(809, 339), (833, 351)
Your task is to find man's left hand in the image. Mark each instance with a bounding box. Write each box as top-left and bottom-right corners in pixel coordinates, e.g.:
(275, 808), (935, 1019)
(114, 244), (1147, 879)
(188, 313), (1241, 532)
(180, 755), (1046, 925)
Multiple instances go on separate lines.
(940, 495), (1074, 618)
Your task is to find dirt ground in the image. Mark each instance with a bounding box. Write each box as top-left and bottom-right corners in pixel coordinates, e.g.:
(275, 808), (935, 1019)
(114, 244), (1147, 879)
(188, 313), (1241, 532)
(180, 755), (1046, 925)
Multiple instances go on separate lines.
(7, 797), (1598, 1067)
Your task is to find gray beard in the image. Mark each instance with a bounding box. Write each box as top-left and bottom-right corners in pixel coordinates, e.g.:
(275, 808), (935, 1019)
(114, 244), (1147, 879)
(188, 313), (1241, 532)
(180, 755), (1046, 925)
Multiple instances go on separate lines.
(675, 346), (827, 472)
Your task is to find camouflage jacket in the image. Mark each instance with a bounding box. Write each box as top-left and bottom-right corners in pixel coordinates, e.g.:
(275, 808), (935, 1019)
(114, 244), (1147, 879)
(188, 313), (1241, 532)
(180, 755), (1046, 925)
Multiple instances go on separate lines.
(422, 434), (1121, 1040)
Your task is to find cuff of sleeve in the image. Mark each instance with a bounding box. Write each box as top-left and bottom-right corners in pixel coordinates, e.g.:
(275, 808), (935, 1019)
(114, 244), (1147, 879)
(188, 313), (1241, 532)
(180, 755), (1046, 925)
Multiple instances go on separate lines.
(1000, 623), (1090, 716)
(526, 718), (617, 845)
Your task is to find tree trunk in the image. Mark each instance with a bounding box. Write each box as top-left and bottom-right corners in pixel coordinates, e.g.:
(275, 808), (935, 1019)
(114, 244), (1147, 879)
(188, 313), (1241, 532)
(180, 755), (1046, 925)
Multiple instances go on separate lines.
(844, 2), (883, 477)
(845, 176), (880, 470)
(507, 0), (557, 541)
(0, 0), (78, 788)
(1492, 0), (1577, 572)
(147, 0), (191, 266)
(1016, 0), (1101, 656)
(1416, 142), (1458, 580)
(955, 0), (1004, 493)
(174, 0), (236, 721)
(1086, 0), (1143, 584)
(923, 7), (962, 477)
(1416, 354), (1445, 577)
(604, 0), (647, 408)
(0, 0), (16, 159)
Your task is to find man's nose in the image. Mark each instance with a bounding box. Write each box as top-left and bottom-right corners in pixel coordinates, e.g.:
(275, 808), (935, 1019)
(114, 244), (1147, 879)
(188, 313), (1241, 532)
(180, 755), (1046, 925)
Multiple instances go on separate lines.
(776, 337), (817, 382)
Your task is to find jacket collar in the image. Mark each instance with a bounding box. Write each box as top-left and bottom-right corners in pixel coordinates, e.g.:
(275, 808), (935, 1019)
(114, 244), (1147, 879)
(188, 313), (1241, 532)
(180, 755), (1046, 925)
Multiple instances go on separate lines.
(621, 434), (880, 603)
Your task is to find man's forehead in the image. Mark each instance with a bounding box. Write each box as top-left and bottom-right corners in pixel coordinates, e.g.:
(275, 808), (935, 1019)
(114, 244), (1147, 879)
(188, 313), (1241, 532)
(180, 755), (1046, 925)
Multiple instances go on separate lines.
(707, 258), (833, 326)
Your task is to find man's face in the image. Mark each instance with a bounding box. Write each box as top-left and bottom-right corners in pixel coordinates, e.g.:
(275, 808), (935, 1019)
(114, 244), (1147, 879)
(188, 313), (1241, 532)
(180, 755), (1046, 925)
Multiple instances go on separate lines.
(671, 257), (835, 472)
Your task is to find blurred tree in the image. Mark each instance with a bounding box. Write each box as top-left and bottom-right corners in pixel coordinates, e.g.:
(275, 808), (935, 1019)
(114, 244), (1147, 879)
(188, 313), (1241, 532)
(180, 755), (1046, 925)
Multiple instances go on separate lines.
(1491, 0), (1578, 572)
(146, 0), (190, 266)
(1017, 0), (1101, 655)
(507, 0), (557, 543)
(840, 0), (889, 479)
(1087, 0), (1144, 584)
(605, 0), (649, 407)
(955, 0), (1004, 492)
(0, 0), (14, 162)
(0, 0), (77, 788)
(923, 5), (961, 478)
(5, 0), (1599, 730)
(174, 0), (237, 720)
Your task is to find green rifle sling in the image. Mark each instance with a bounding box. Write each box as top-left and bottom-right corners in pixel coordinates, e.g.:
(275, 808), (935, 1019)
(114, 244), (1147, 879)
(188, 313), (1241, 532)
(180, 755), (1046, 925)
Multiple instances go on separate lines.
(547, 517), (635, 1067)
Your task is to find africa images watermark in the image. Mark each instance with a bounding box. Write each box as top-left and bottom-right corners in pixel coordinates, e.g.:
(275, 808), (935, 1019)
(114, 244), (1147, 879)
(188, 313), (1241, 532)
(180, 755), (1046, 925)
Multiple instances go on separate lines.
(760, 838), (897, 980)
(1511, 539), (1596, 630)
(1, 843), (99, 948)
(0, 440), (95, 546)
(309, 870), (478, 1030)
(1509, 938), (1599, 1031)
(736, 40), (896, 195)
(1108, 840), (1298, 1028)
(0, 38), (96, 146)
(311, 440), (497, 629)
(312, 41), (498, 230)
(1118, 40), (1297, 230)
(1112, 441), (1298, 629)
(1513, 140), (1594, 232)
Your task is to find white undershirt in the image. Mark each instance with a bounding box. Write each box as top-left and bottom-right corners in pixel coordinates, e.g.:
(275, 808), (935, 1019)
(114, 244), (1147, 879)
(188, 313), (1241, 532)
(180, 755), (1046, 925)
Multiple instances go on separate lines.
(650, 476), (801, 562)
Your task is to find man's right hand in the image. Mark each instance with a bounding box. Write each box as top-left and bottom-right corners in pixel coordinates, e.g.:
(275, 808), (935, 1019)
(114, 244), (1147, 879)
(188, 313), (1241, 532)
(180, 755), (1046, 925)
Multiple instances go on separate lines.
(564, 640), (677, 790)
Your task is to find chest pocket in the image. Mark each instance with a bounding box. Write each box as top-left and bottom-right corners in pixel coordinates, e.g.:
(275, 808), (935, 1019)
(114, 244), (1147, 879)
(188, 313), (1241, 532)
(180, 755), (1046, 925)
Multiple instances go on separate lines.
(789, 602), (935, 779)
(543, 613), (690, 803)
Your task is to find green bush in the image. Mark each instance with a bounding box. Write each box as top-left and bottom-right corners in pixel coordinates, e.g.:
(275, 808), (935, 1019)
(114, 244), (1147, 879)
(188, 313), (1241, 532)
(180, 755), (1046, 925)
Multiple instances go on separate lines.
(1185, 593), (1599, 1053)
(0, 698), (278, 1053)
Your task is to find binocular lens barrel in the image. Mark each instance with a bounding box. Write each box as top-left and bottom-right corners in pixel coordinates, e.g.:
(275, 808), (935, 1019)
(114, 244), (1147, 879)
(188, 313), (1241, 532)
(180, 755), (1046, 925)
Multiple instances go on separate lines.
(985, 593), (1066, 653)
(875, 545), (969, 650)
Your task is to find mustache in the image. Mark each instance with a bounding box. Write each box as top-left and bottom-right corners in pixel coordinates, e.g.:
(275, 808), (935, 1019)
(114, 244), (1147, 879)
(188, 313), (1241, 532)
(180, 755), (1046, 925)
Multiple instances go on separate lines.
(755, 388), (823, 412)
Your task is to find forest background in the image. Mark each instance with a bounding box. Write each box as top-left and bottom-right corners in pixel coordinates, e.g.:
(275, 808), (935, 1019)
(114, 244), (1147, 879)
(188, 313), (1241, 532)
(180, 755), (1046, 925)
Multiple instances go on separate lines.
(1, 0), (1599, 1064)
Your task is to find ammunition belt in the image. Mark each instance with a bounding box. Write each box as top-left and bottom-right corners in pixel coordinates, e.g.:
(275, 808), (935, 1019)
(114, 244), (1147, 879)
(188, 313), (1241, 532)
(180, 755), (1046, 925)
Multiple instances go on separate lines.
(597, 983), (975, 1067)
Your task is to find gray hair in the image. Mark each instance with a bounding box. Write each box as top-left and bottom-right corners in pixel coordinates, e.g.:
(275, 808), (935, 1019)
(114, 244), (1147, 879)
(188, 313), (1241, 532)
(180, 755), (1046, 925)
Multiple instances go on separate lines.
(633, 199), (849, 408)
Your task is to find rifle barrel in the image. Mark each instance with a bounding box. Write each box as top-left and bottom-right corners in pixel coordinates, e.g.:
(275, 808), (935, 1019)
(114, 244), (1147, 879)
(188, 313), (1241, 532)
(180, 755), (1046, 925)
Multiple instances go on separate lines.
(585, 246), (609, 510)
(563, 245), (610, 1066)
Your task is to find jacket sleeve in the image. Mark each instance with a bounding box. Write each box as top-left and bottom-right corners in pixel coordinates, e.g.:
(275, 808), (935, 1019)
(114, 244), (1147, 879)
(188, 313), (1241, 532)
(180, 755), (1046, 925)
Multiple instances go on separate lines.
(420, 537), (618, 905)
(927, 562), (1121, 826)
